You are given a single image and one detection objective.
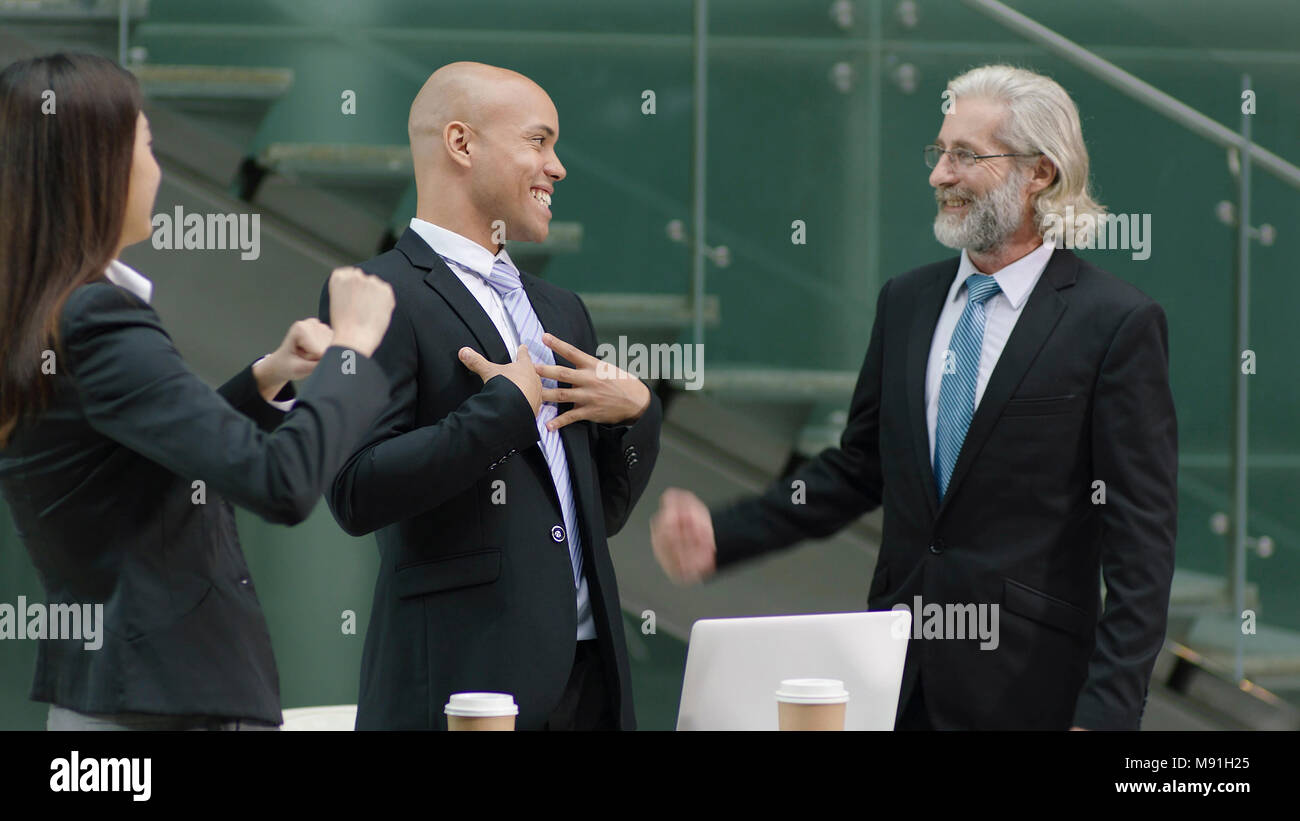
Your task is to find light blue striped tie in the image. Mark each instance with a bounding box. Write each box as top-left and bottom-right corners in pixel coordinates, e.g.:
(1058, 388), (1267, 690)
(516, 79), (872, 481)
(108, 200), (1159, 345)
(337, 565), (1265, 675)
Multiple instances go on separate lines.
(482, 258), (583, 587)
(933, 273), (1002, 501)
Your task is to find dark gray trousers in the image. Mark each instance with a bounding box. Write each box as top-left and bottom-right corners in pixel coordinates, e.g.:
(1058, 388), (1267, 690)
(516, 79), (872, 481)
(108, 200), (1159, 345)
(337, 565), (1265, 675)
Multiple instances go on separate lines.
(47, 704), (280, 731)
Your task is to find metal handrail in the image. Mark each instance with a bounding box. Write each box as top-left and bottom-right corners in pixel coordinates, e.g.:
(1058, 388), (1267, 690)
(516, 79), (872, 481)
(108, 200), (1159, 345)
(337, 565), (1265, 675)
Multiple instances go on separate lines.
(962, 0), (1300, 190)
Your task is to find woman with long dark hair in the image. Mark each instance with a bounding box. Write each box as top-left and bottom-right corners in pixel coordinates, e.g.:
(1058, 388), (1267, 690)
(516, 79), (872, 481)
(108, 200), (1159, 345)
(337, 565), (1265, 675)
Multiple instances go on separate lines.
(0, 52), (396, 730)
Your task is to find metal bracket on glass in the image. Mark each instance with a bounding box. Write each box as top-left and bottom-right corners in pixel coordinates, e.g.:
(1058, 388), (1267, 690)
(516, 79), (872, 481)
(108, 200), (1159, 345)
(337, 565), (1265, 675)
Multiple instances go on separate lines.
(1210, 512), (1275, 558)
(1215, 201), (1276, 246)
(666, 220), (729, 267)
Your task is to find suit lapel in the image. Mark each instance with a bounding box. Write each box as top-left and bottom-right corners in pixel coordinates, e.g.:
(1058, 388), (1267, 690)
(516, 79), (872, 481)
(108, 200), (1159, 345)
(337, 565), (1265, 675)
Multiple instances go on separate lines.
(933, 247), (1078, 521)
(396, 228), (513, 365)
(907, 267), (955, 521)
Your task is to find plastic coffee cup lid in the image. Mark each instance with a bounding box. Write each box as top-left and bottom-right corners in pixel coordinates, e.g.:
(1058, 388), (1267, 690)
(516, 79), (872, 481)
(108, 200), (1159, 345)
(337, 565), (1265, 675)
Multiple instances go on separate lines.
(775, 678), (850, 704)
(444, 692), (519, 717)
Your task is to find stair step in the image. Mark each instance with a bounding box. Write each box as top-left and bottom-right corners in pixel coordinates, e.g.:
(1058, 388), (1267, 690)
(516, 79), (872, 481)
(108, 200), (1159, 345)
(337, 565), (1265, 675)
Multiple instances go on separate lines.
(579, 292), (718, 331)
(1183, 615), (1300, 680)
(507, 221), (584, 255)
(1168, 567), (1259, 612)
(681, 367), (856, 400)
(0, 0), (147, 21)
(131, 64), (292, 100)
(258, 143), (412, 180)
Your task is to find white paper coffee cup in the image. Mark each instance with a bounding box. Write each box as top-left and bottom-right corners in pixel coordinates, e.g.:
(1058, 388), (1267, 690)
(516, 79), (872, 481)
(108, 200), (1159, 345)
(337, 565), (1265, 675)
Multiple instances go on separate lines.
(445, 692), (518, 730)
(776, 679), (849, 730)
(775, 678), (850, 704)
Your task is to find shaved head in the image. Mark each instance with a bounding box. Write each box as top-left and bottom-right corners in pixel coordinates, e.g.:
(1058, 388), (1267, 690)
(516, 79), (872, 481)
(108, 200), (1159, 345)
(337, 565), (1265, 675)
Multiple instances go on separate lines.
(409, 61), (565, 249)
(409, 62), (540, 165)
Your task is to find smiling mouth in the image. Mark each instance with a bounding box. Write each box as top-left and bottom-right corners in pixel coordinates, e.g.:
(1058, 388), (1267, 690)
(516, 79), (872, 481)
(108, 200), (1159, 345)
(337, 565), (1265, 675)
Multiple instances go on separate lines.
(530, 188), (552, 210)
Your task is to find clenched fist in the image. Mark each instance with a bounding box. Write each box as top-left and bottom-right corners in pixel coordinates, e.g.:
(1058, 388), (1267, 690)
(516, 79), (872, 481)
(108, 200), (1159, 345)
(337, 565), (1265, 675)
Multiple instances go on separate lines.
(272, 318), (334, 381)
(328, 266), (395, 358)
(253, 318), (334, 401)
(650, 488), (717, 585)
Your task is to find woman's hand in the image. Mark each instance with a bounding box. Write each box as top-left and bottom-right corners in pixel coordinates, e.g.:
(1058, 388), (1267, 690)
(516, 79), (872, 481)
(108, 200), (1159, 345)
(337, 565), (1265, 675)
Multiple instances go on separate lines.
(254, 318), (335, 400)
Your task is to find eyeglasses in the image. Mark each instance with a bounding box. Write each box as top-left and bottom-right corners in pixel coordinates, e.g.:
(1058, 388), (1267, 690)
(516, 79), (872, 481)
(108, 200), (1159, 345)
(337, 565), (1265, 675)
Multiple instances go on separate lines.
(924, 144), (1041, 169)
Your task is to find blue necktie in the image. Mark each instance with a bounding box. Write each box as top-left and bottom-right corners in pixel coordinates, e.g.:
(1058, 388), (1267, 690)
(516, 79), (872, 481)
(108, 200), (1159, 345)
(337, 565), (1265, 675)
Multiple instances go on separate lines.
(933, 273), (1002, 501)
(481, 258), (584, 589)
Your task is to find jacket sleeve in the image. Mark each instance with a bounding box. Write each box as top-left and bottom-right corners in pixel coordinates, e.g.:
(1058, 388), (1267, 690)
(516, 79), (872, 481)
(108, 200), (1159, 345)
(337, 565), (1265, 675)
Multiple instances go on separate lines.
(59, 282), (392, 526)
(1072, 300), (1178, 730)
(574, 294), (662, 537)
(320, 277), (541, 537)
(711, 278), (889, 569)
(216, 358), (298, 433)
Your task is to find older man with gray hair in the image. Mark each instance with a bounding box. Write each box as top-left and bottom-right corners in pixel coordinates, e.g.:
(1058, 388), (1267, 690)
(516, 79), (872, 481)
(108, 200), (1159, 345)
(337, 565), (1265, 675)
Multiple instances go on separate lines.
(651, 64), (1177, 731)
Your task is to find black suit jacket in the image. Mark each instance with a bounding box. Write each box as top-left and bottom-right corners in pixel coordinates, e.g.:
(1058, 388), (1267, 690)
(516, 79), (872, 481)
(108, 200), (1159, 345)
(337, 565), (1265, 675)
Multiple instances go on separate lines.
(0, 281), (391, 724)
(319, 228), (662, 730)
(712, 247), (1177, 730)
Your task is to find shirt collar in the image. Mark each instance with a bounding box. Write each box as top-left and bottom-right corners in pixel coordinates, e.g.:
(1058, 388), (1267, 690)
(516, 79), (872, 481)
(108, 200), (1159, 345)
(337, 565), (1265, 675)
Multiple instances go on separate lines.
(408, 217), (519, 280)
(951, 238), (1055, 311)
(104, 259), (154, 304)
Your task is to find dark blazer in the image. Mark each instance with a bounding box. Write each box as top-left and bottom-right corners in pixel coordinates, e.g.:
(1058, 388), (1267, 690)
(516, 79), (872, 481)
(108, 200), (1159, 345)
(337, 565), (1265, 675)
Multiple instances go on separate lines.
(0, 281), (391, 724)
(712, 247), (1178, 730)
(320, 227), (661, 731)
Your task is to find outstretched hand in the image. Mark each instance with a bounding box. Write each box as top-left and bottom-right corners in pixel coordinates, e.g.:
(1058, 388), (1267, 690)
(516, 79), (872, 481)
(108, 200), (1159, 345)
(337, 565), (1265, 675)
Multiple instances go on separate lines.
(649, 488), (717, 585)
(532, 332), (650, 431)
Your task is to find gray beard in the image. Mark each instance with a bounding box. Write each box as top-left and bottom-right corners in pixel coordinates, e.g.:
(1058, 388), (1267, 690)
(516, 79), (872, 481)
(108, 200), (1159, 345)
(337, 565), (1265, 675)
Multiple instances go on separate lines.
(933, 170), (1026, 253)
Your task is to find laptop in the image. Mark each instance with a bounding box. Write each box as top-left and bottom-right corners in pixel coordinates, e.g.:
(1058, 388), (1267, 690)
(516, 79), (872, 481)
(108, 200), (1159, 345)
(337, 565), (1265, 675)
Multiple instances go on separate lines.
(675, 610), (911, 730)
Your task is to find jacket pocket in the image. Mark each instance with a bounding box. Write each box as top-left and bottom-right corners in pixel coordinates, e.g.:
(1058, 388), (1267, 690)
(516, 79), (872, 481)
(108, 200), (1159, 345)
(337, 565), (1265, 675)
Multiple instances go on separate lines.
(396, 549), (502, 599)
(1002, 578), (1092, 640)
(1000, 393), (1081, 417)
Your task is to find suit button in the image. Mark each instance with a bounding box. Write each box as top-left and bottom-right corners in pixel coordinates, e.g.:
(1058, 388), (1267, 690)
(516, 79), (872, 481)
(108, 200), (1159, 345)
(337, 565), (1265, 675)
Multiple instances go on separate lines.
(929, 542), (943, 555)
(551, 525), (565, 542)
(239, 577), (250, 586)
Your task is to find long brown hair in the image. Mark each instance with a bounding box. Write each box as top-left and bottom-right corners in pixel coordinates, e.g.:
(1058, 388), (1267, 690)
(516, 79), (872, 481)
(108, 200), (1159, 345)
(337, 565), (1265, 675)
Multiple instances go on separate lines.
(0, 53), (142, 446)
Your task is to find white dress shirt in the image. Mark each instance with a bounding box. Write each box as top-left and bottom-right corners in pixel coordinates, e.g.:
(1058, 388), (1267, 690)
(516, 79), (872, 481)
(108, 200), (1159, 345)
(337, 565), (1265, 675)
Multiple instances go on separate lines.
(104, 259), (154, 304)
(407, 218), (520, 354)
(103, 260), (295, 412)
(925, 239), (1056, 464)
(407, 218), (597, 642)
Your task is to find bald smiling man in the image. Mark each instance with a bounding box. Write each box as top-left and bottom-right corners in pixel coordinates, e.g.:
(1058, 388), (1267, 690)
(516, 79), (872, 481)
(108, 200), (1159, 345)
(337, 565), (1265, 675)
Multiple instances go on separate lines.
(319, 62), (663, 730)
